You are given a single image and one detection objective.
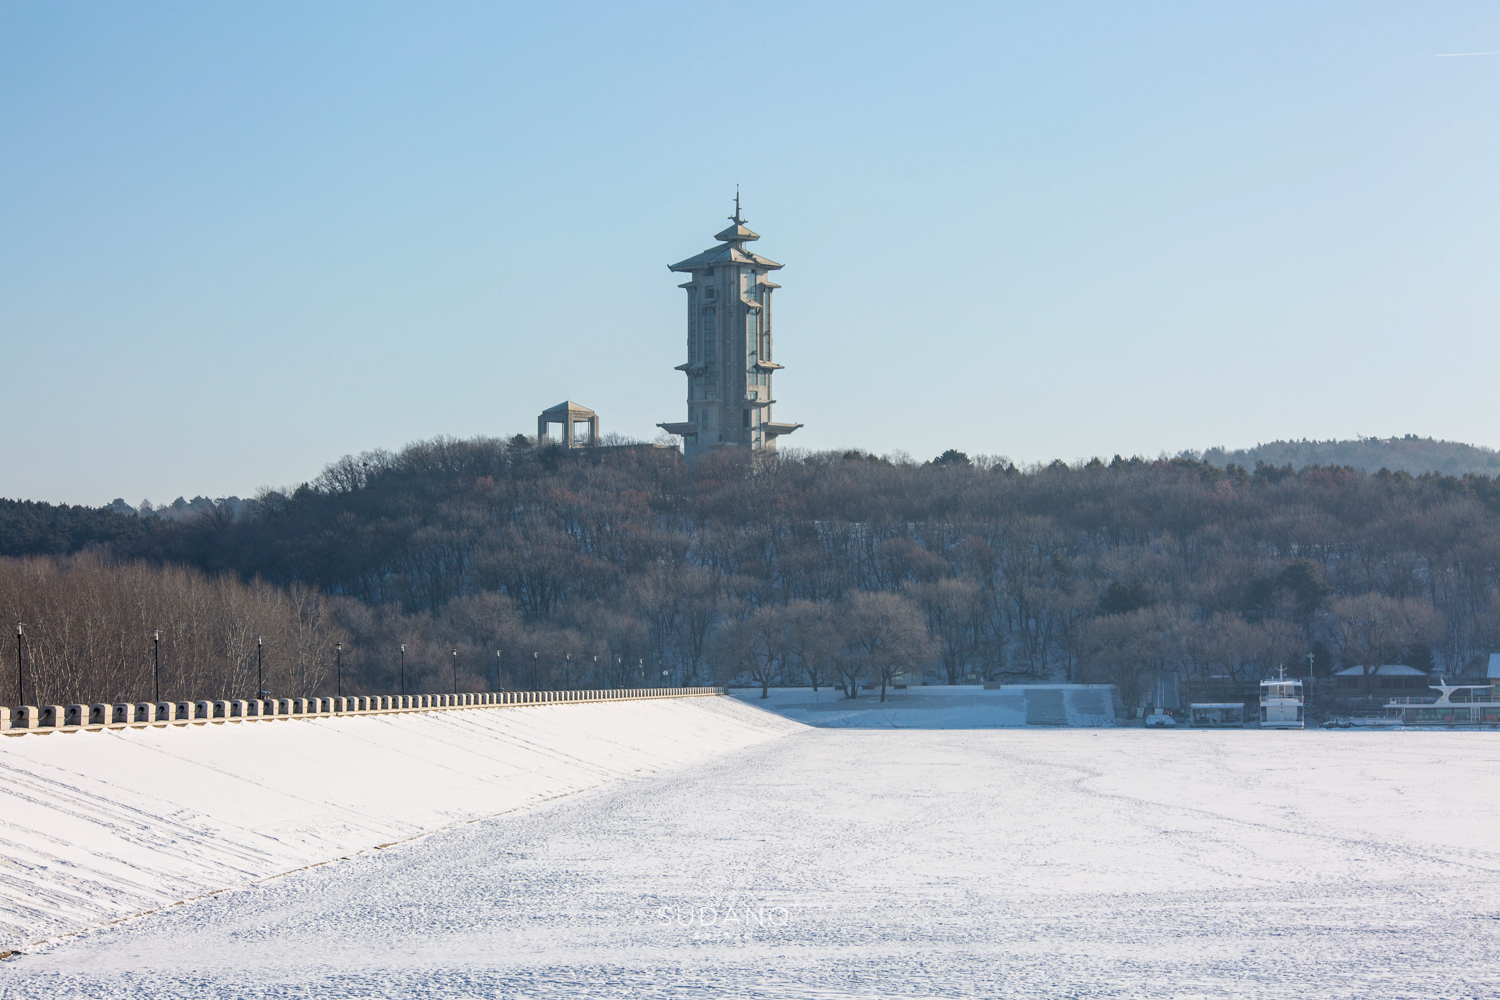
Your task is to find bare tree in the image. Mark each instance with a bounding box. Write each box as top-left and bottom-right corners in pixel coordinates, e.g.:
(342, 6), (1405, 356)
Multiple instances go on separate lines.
(783, 599), (838, 692)
(838, 591), (934, 702)
(1329, 593), (1446, 694)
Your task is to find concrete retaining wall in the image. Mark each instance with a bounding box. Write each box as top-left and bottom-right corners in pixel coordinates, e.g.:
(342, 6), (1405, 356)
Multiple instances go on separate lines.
(2, 687), (723, 736)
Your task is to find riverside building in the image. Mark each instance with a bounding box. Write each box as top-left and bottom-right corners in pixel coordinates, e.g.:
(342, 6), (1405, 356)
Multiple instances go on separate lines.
(658, 197), (802, 460)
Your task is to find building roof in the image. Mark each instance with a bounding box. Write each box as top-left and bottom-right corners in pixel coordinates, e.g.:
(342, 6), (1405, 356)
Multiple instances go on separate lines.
(670, 208), (783, 273)
(669, 241), (783, 273)
(1334, 664), (1428, 677)
(714, 222), (760, 243)
(541, 400), (595, 417)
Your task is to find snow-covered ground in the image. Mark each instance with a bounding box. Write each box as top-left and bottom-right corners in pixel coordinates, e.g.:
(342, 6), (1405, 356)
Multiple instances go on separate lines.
(0, 697), (799, 952)
(733, 684), (1119, 727)
(4, 720), (1499, 998)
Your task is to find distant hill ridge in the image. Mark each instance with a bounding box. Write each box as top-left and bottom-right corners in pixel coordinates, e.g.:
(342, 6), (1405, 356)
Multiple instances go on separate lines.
(1200, 436), (1500, 477)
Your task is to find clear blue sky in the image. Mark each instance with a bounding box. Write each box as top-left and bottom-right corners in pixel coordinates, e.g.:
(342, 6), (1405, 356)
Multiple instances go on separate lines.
(3, 2), (1498, 505)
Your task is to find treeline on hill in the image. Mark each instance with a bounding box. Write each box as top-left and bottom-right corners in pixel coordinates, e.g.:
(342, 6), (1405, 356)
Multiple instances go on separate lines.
(7, 435), (1500, 708)
(1202, 435), (1500, 478)
(0, 498), (161, 557)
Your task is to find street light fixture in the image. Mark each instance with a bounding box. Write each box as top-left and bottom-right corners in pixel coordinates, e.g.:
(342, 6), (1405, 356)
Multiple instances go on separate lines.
(153, 629), (161, 703)
(256, 635), (265, 699)
(15, 623), (25, 706)
(495, 649), (502, 688)
(335, 642), (343, 698)
(451, 647), (458, 692)
(400, 643), (406, 696)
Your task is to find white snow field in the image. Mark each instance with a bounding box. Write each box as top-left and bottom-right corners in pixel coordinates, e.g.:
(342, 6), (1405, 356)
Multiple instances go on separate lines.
(0, 696), (800, 953)
(4, 712), (1500, 997)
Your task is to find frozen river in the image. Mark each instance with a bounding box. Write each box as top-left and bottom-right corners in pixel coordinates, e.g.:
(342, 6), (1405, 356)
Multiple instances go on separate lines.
(5, 726), (1500, 998)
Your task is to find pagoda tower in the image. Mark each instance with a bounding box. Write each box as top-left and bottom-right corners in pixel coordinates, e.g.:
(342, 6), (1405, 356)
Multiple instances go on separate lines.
(658, 197), (801, 460)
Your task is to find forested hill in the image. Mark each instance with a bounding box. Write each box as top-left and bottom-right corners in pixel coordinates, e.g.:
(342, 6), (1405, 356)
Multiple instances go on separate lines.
(1201, 436), (1500, 477)
(0, 498), (160, 557)
(93, 436), (1500, 700)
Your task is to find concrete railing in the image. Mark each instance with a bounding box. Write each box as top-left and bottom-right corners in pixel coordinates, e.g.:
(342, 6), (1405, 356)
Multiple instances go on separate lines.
(0, 687), (725, 736)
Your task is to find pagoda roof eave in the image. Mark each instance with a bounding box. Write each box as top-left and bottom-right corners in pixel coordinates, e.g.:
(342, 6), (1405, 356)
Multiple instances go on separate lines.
(669, 244), (784, 272)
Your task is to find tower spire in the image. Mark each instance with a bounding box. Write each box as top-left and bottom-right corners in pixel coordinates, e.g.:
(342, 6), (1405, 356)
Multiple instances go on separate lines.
(731, 185), (743, 225)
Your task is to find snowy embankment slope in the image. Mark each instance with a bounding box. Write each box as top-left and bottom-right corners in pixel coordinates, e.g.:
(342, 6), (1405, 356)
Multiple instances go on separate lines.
(0, 697), (802, 950)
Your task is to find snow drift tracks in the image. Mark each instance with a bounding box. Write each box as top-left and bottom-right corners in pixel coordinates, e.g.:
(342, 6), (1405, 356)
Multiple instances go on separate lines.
(0, 694), (803, 952)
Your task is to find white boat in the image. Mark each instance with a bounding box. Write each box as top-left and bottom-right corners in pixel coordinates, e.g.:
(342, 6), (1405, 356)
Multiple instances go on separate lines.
(1383, 679), (1500, 726)
(1260, 666), (1304, 730)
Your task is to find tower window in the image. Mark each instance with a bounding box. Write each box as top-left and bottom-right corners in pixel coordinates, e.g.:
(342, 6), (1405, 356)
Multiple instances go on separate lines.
(703, 307), (716, 379)
(742, 409), (751, 429)
(704, 287), (715, 300)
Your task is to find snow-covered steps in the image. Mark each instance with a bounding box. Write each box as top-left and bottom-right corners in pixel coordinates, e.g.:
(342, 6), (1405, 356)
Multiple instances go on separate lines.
(0, 696), (803, 951)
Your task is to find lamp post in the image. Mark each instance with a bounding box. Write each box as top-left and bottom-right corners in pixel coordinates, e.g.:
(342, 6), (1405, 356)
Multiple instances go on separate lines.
(256, 635), (265, 699)
(451, 647), (458, 692)
(495, 650), (502, 688)
(533, 651), (538, 689)
(153, 629), (161, 703)
(15, 623), (24, 706)
(400, 644), (406, 696)
(335, 642), (343, 698)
